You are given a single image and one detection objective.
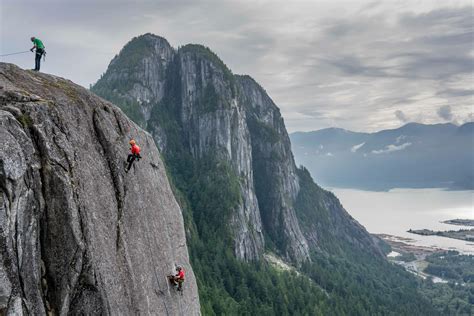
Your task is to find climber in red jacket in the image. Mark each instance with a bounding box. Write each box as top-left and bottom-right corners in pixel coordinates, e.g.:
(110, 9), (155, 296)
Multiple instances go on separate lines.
(168, 266), (185, 292)
(125, 139), (141, 173)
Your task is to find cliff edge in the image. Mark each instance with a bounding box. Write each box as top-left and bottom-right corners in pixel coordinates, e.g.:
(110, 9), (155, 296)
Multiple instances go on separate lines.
(0, 63), (200, 315)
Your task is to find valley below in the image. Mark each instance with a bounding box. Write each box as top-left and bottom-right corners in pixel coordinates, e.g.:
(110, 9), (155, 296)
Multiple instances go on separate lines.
(333, 187), (473, 313)
(331, 187), (474, 254)
(378, 234), (467, 283)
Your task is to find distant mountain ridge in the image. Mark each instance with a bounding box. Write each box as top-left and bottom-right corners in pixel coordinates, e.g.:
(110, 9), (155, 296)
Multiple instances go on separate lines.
(291, 122), (474, 191)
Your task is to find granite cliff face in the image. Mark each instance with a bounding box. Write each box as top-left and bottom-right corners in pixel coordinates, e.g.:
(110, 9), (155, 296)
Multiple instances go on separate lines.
(94, 36), (266, 261)
(99, 35), (175, 125)
(237, 75), (310, 261)
(169, 46), (265, 261)
(0, 63), (200, 315)
(93, 33), (381, 264)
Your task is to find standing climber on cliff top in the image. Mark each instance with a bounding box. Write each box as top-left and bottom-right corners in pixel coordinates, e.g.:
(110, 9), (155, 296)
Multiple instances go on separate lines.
(30, 37), (45, 72)
(125, 139), (141, 173)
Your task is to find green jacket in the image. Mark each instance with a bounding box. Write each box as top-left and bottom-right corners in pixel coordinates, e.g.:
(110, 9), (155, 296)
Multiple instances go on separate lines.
(32, 38), (45, 49)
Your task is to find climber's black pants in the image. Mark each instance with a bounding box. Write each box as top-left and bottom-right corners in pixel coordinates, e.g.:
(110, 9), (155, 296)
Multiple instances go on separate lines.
(169, 276), (184, 291)
(35, 49), (44, 71)
(126, 154), (136, 171)
(126, 154), (141, 171)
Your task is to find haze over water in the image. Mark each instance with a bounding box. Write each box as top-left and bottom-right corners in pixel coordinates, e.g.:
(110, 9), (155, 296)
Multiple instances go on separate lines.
(331, 188), (474, 254)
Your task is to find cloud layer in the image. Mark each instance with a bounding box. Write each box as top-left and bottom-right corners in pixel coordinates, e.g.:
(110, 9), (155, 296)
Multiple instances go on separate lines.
(1, 0), (472, 132)
(372, 142), (412, 154)
(351, 142), (366, 153)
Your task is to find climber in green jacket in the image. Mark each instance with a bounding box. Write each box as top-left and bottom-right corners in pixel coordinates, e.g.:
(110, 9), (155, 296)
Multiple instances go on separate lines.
(30, 37), (45, 71)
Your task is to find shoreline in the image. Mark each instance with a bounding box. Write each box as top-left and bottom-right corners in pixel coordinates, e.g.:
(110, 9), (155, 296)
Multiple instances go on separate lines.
(441, 219), (474, 227)
(407, 228), (474, 242)
(377, 234), (442, 256)
(376, 234), (448, 283)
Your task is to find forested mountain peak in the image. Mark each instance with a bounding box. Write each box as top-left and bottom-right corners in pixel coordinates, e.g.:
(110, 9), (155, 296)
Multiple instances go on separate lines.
(91, 34), (437, 315)
(93, 33), (385, 263)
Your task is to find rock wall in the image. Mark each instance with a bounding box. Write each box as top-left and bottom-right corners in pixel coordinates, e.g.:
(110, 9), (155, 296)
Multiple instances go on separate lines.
(176, 48), (265, 261)
(237, 75), (310, 262)
(95, 37), (266, 261)
(0, 63), (200, 315)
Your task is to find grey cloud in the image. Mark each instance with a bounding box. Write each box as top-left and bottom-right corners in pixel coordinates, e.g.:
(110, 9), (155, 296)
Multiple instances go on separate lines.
(325, 55), (391, 77)
(437, 88), (474, 98)
(2, 0), (472, 132)
(316, 6), (473, 83)
(395, 110), (409, 123)
(372, 142), (412, 154)
(437, 105), (453, 121)
(395, 56), (473, 80)
(399, 7), (473, 30)
(351, 142), (366, 153)
(418, 32), (473, 47)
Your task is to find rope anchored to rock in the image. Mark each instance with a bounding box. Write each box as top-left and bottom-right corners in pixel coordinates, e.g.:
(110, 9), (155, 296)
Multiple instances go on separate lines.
(0, 50), (32, 57)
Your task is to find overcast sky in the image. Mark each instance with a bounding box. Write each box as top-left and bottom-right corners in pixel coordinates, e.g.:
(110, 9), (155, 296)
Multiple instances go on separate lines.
(1, 0), (472, 132)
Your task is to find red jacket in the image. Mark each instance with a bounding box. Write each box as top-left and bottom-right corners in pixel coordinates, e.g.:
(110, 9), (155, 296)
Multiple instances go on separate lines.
(131, 144), (140, 155)
(176, 269), (185, 280)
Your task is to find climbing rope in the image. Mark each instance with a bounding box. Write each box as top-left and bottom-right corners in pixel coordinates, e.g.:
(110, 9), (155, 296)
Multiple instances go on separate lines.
(143, 219), (171, 314)
(0, 50), (31, 57)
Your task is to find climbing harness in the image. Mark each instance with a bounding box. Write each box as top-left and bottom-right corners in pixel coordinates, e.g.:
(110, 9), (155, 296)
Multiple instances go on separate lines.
(167, 275), (184, 296)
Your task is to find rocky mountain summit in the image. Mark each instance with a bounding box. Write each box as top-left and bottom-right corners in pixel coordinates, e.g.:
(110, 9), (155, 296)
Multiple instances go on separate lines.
(93, 33), (382, 264)
(0, 63), (200, 315)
